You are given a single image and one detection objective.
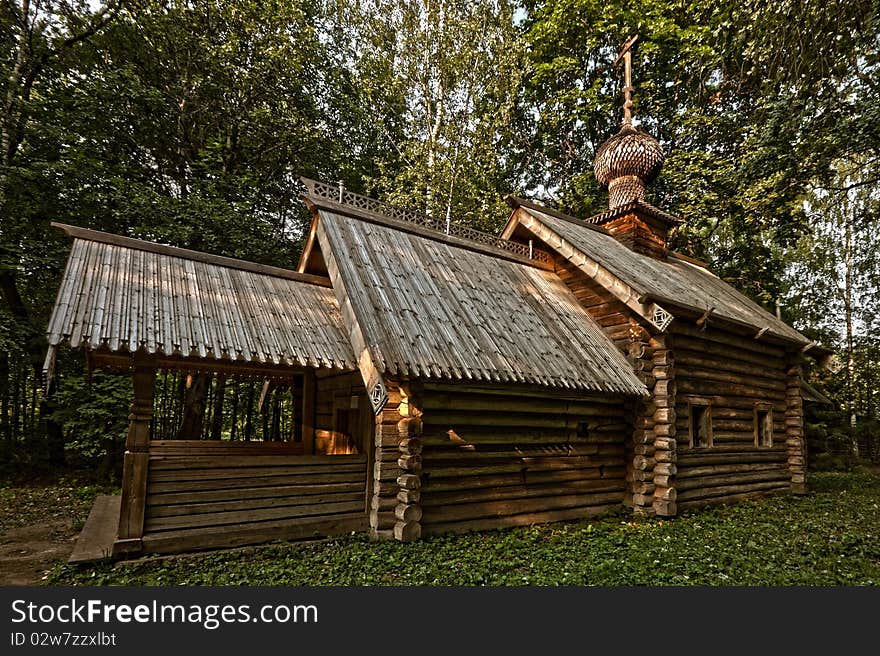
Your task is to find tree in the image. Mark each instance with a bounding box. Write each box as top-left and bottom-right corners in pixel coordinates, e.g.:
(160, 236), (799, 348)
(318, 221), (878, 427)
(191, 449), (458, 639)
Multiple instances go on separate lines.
(340, 0), (526, 232)
(785, 163), (880, 457)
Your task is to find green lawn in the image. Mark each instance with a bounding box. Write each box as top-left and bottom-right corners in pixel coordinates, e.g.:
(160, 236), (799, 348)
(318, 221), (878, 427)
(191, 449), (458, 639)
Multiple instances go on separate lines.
(49, 471), (880, 586)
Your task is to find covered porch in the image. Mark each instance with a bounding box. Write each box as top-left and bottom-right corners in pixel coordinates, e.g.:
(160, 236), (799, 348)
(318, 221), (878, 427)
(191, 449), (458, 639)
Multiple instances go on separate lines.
(46, 224), (375, 558)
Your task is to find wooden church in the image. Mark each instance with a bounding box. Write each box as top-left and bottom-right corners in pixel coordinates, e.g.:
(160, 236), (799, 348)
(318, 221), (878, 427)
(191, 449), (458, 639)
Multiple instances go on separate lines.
(46, 42), (829, 557)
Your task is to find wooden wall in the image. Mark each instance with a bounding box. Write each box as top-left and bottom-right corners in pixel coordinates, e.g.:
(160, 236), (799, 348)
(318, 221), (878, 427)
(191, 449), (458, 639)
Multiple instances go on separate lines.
(142, 442), (368, 553)
(556, 259), (635, 351)
(672, 323), (791, 509)
(417, 383), (628, 534)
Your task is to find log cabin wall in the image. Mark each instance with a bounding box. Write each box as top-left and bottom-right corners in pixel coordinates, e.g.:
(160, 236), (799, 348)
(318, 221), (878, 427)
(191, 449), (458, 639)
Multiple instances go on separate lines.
(671, 323), (795, 509)
(369, 382), (414, 540)
(554, 259), (673, 517)
(416, 383), (629, 534)
(555, 259), (635, 351)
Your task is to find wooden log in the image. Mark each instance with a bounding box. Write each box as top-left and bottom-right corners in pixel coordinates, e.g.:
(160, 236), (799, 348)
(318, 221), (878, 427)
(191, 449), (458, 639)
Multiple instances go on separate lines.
(424, 466), (626, 492)
(148, 462), (366, 483)
(677, 451), (786, 468)
(144, 499), (366, 532)
(394, 520), (421, 542)
(148, 471), (365, 494)
(148, 490), (365, 518)
(421, 491), (623, 524)
(421, 479), (624, 507)
(676, 470), (790, 492)
(676, 462), (788, 479)
(652, 499), (676, 516)
(146, 482), (364, 506)
(421, 502), (620, 534)
(673, 323), (787, 358)
(677, 488), (788, 510)
(370, 495), (398, 512)
(676, 480), (790, 502)
(148, 453), (366, 470)
(141, 513), (367, 554)
(397, 474), (421, 490)
(394, 504), (422, 522)
(397, 455), (422, 471)
(397, 489), (421, 504)
(369, 510), (396, 530)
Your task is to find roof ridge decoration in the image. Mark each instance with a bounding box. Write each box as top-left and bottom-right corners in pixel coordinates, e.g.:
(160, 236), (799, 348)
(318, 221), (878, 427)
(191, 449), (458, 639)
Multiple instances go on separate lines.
(300, 178), (554, 266)
(51, 222), (332, 287)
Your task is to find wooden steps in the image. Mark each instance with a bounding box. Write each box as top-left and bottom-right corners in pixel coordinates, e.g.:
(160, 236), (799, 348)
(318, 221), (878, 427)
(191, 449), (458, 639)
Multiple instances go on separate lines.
(69, 495), (121, 563)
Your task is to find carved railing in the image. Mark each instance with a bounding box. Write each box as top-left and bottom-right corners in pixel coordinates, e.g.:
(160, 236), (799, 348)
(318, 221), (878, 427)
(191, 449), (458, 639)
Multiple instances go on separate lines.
(302, 178), (554, 266)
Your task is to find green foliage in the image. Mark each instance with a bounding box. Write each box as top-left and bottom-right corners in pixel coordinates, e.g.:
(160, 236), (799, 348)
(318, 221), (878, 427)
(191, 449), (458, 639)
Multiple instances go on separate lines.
(49, 472), (880, 586)
(50, 372), (131, 469)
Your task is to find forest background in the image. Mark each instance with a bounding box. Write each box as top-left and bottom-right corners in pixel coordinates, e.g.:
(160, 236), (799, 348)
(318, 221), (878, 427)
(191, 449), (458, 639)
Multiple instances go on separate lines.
(0, 0), (877, 475)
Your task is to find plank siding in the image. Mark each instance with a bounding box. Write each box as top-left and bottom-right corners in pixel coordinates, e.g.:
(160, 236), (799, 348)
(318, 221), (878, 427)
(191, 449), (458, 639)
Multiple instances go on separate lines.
(418, 384), (628, 534)
(672, 324), (791, 508)
(142, 445), (368, 553)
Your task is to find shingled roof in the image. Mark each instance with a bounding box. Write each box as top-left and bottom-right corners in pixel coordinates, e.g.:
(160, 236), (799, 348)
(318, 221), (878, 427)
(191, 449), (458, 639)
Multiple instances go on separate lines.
(47, 224), (355, 370)
(512, 205), (811, 346)
(314, 209), (647, 395)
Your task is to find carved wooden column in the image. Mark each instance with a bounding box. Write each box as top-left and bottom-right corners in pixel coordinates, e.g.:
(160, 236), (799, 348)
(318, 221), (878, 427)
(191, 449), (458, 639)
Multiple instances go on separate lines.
(785, 362), (807, 494)
(114, 362), (156, 556)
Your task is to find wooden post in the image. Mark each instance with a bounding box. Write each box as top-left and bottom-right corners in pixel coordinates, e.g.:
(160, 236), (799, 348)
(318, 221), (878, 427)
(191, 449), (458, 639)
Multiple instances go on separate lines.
(785, 361), (807, 494)
(302, 369), (316, 455)
(394, 385), (423, 541)
(114, 362), (156, 556)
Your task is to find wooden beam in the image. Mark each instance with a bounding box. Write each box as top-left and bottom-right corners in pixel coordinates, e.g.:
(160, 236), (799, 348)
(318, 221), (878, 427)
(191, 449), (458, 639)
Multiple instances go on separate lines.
(316, 220), (389, 414)
(515, 208), (670, 331)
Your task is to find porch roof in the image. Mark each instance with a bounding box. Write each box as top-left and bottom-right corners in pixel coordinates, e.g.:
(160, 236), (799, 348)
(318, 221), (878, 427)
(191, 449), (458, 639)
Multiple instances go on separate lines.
(46, 224), (356, 371)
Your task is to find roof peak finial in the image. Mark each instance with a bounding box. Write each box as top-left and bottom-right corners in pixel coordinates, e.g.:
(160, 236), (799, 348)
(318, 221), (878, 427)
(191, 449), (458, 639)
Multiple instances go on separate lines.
(613, 34), (639, 125)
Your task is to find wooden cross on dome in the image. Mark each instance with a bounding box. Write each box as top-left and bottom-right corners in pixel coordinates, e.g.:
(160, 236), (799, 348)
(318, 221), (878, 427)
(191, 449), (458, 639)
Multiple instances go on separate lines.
(613, 34), (639, 125)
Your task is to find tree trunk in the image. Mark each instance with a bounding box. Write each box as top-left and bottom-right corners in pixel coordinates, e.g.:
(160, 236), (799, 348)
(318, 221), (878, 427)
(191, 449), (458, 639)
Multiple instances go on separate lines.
(230, 380), (239, 441)
(178, 374), (208, 439)
(842, 194), (859, 458)
(209, 375), (226, 440)
(244, 382), (254, 441)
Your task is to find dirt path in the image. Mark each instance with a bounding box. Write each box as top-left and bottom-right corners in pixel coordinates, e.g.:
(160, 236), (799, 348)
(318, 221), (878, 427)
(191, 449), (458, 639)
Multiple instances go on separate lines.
(0, 475), (117, 585)
(0, 519), (78, 585)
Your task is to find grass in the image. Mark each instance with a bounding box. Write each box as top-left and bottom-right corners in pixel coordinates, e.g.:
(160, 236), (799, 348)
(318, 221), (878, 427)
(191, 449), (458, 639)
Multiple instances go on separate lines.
(0, 473), (118, 534)
(47, 470), (880, 586)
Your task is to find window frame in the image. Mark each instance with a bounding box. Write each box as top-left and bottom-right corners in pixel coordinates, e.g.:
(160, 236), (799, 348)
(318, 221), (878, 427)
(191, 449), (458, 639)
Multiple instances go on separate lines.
(686, 397), (713, 449)
(754, 403), (774, 448)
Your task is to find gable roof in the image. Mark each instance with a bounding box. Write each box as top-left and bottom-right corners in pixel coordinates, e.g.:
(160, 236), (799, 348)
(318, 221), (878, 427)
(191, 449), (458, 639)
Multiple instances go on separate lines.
(510, 205), (811, 346)
(47, 224), (355, 370)
(315, 208), (647, 396)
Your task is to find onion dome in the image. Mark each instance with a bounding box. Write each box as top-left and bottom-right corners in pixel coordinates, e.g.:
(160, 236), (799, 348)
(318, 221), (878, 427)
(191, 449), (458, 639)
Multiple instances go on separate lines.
(594, 123), (665, 209)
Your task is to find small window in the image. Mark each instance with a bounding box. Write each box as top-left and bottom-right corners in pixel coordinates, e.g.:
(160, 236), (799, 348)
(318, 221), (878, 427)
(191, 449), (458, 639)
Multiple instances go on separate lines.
(755, 406), (773, 448)
(688, 401), (713, 448)
(576, 421), (590, 439)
